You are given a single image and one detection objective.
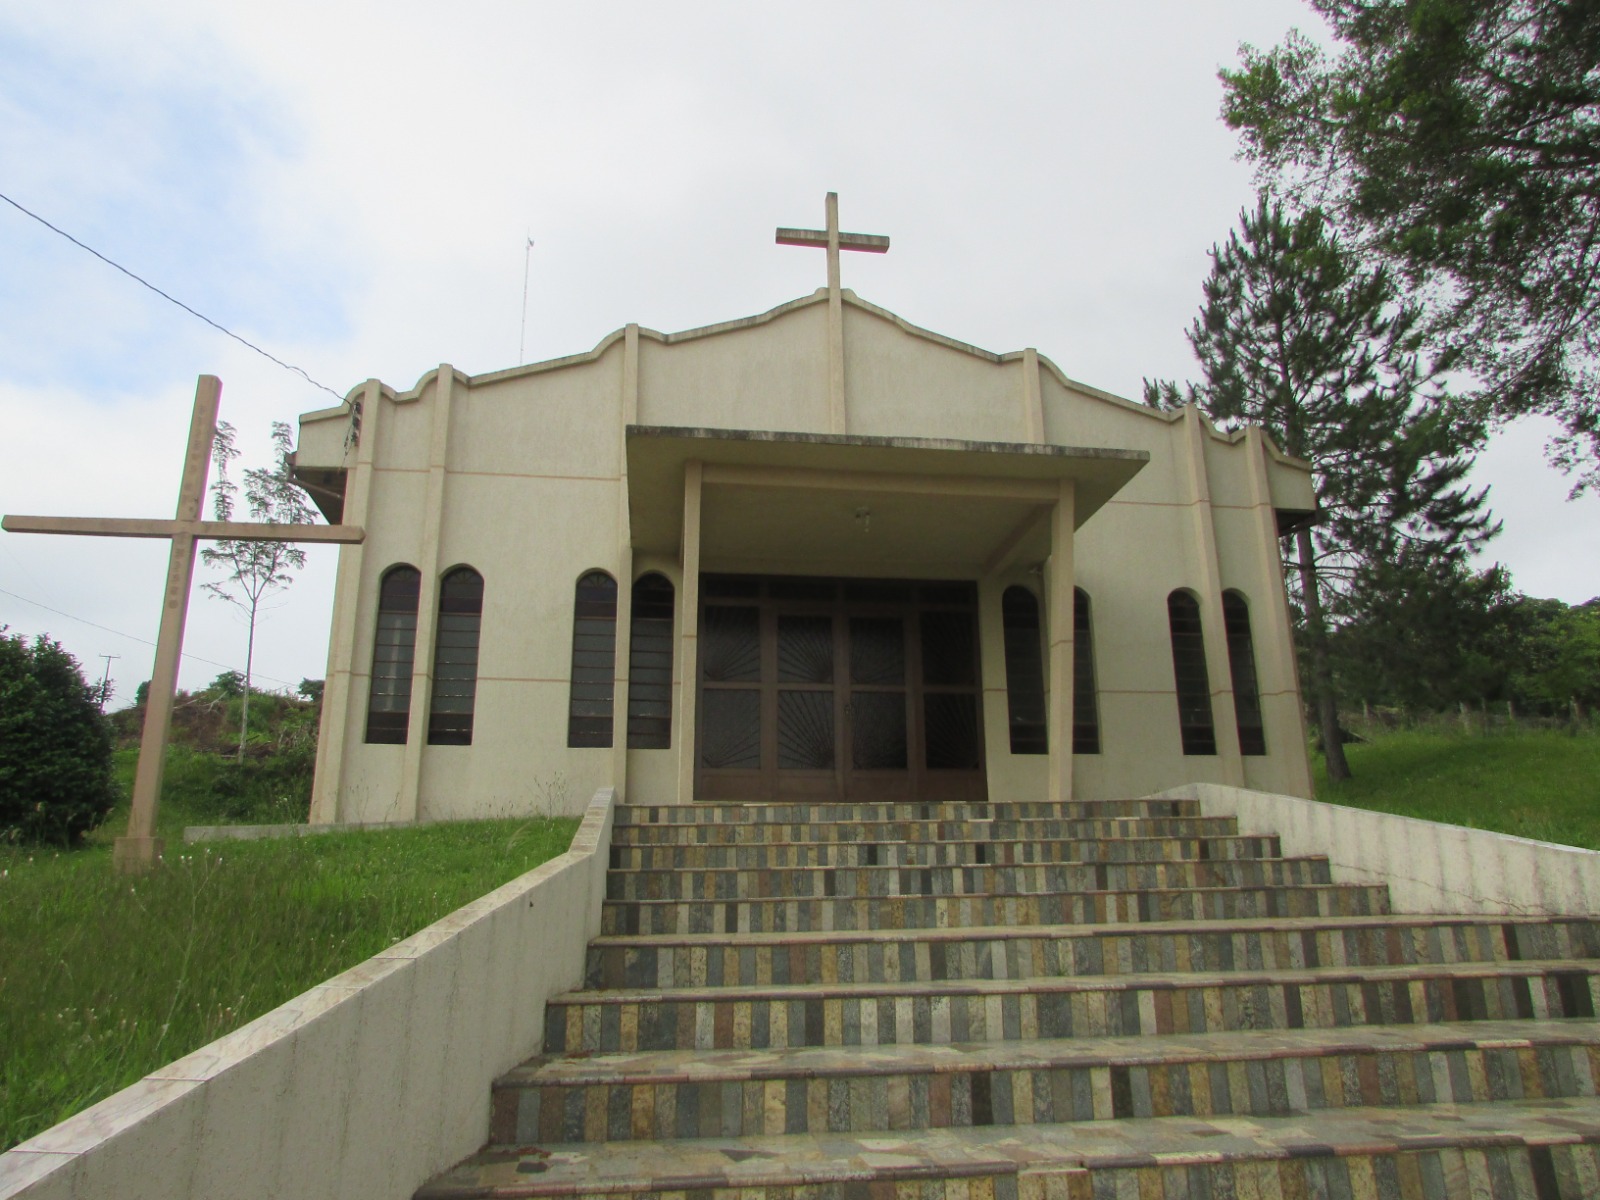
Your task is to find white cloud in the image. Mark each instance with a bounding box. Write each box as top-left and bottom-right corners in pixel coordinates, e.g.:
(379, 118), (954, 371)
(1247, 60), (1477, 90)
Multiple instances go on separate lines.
(3, 0), (1595, 713)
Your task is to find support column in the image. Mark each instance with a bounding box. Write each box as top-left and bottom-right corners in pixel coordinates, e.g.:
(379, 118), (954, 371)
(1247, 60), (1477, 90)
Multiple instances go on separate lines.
(1245, 427), (1314, 796)
(1181, 406), (1245, 786)
(675, 461), (703, 805)
(115, 376), (221, 872)
(400, 365), (457, 821)
(1021, 348), (1045, 443)
(310, 379), (383, 824)
(612, 325), (642, 798)
(1045, 480), (1076, 804)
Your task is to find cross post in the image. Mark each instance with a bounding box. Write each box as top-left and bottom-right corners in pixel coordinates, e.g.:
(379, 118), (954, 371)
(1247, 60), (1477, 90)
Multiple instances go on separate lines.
(776, 191), (890, 292)
(776, 193), (890, 434)
(2, 375), (365, 872)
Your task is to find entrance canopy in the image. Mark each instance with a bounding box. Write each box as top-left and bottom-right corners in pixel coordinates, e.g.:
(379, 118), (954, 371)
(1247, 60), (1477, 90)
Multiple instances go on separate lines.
(626, 426), (1148, 576)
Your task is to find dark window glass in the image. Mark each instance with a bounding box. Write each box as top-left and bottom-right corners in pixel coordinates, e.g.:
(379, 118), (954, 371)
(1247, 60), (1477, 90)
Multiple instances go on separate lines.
(925, 693), (980, 769)
(365, 565), (421, 743)
(768, 578), (836, 602)
(851, 691), (908, 769)
(778, 690), (835, 769)
(700, 689), (761, 769)
(701, 574), (760, 598)
(778, 615), (834, 683)
(843, 579), (913, 604)
(849, 617), (905, 685)
(1167, 590), (1217, 755)
(626, 573), (674, 750)
(428, 567), (484, 745)
(567, 571), (618, 748)
(1001, 586), (1047, 755)
(1073, 589), (1101, 755)
(702, 606), (762, 682)
(1223, 590), (1267, 756)
(920, 610), (977, 687)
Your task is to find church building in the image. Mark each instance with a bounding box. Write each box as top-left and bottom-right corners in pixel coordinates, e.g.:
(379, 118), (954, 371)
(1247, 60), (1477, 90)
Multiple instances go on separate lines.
(291, 199), (1317, 821)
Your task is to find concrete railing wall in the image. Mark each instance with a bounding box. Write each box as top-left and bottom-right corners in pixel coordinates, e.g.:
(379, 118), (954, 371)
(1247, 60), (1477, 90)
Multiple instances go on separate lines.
(1157, 783), (1600, 917)
(0, 787), (617, 1200)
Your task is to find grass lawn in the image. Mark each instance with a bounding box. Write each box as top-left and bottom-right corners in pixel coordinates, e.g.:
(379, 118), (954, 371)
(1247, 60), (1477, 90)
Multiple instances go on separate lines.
(1312, 725), (1600, 850)
(0, 810), (578, 1152)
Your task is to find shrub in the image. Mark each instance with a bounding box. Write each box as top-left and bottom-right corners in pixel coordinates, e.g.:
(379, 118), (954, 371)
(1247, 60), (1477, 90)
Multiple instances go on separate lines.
(0, 632), (119, 846)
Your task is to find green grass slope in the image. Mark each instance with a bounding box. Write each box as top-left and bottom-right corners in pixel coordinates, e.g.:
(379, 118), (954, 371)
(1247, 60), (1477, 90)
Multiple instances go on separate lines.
(0, 816), (577, 1152)
(1312, 727), (1600, 850)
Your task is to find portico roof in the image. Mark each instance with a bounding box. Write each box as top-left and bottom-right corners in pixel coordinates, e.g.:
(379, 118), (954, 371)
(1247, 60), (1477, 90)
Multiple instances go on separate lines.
(625, 425), (1148, 577)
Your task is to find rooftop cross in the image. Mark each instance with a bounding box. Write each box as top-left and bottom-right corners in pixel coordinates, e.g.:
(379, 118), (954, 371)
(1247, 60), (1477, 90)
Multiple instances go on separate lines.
(2, 376), (365, 872)
(776, 191), (889, 293)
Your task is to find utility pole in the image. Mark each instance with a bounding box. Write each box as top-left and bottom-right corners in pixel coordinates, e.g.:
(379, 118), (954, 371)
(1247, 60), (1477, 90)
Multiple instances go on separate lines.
(97, 654), (119, 712)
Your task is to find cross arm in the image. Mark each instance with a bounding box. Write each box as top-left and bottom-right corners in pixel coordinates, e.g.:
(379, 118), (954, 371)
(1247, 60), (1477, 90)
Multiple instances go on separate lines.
(2, 515), (366, 544)
(775, 228), (890, 253)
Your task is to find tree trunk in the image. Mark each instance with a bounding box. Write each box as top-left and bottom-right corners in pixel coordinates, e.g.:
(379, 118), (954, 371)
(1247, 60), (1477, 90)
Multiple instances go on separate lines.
(239, 602), (257, 761)
(1296, 529), (1350, 781)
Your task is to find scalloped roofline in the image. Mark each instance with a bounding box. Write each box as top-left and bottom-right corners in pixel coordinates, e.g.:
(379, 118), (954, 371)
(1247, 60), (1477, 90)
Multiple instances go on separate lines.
(294, 292), (1311, 470)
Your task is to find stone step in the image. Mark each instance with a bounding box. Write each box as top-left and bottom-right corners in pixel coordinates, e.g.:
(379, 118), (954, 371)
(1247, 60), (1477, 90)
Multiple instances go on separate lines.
(418, 1095), (1600, 1199)
(609, 836), (1290, 870)
(543, 959), (1600, 1054)
(604, 857), (1334, 901)
(494, 1020), (1600, 1143)
(610, 820), (1253, 847)
(616, 798), (1203, 825)
(583, 915), (1600, 991)
(600, 881), (1392, 935)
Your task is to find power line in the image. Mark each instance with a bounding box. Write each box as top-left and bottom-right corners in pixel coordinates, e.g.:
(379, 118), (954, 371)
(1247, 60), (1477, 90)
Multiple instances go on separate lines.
(0, 586), (298, 688)
(0, 189), (344, 402)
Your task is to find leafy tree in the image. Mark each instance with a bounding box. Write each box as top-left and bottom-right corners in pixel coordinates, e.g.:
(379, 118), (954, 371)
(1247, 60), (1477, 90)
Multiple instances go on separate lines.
(297, 678), (325, 703)
(1147, 197), (1497, 779)
(1505, 595), (1600, 716)
(0, 629), (119, 846)
(200, 421), (317, 759)
(1332, 556), (1517, 711)
(1222, 0), (1600, 490)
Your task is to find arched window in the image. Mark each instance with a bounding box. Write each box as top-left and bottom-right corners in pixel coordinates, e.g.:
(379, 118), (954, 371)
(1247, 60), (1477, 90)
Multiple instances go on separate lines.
(1001, 586), (1047, 754)
(1167, 590), (1217, 755)
(1073, 589), (1101, 754)
(365, 565), (421, 744)
(567, 570), (618, 748)
(1222, 590), (1267, 756)
(627, 573), (675, 749)
(427, 567), (483, 745)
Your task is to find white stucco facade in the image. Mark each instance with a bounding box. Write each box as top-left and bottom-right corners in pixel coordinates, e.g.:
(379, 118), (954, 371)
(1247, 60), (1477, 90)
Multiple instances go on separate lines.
(293, 288), (1317, 821)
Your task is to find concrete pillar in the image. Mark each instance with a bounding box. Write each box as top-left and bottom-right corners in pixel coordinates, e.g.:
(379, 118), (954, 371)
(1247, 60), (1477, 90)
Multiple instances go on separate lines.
(1021, 348), (1045, 443)
(1180, 406), (1245, 785)
(1245, 426), (1314, 796)
(612, 325), (641, 798)
(399, 365), (458, 821)
(310, 379), (384, 824)
(675, 461), (703, 804)
(1045, 480), (1076, 803)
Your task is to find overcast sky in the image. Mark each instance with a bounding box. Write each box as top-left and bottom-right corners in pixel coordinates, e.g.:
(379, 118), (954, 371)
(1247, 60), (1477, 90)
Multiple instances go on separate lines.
(3, 0), (1596, 709)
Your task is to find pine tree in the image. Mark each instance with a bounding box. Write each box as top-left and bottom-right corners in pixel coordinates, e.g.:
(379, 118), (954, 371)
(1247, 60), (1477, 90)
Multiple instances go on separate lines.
(1147, 197), (1497, 779)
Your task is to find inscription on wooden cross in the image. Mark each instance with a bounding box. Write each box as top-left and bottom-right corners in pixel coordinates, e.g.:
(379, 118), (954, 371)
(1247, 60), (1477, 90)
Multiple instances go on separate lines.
(2, 375), (364, 873)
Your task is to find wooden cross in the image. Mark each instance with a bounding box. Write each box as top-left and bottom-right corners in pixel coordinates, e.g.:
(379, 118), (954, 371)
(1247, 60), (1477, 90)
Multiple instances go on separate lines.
(776, 191), (889, 292)
(2, 375), (364, 872)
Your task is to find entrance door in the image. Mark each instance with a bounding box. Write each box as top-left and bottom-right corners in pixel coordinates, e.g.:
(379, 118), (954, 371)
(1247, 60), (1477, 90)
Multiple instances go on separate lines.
(695, 576), (985, 803)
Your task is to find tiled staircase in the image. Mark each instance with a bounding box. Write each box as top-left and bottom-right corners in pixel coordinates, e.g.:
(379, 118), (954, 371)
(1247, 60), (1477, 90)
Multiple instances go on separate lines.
(419, 797), (1600, 1200)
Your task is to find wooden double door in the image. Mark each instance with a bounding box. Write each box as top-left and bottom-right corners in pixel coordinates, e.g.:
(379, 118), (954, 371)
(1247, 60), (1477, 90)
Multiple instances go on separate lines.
(695, 575), (987, 803)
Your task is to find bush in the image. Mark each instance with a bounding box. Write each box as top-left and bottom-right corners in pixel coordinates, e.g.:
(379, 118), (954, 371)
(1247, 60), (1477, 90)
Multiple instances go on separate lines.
(0, 632), (119, 846)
